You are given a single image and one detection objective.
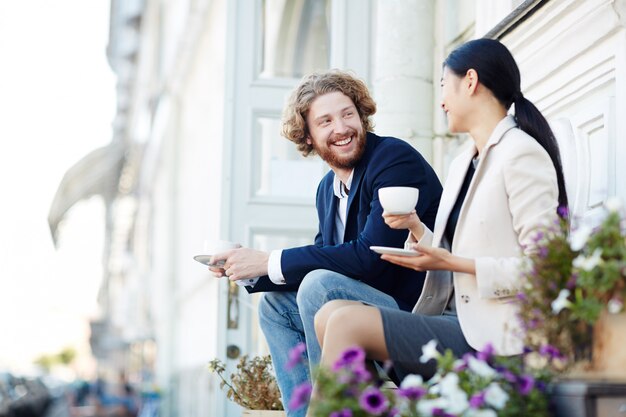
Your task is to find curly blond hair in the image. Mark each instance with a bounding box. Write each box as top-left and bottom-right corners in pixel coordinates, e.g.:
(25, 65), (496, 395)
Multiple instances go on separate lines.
(282, 70), (376, 156)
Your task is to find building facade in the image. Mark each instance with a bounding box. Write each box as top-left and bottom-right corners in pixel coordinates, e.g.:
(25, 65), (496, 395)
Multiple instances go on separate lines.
(50, 0), (626, 415)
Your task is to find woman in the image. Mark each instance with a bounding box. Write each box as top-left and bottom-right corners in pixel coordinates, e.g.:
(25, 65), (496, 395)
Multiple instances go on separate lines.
(312, 38), (568, 381)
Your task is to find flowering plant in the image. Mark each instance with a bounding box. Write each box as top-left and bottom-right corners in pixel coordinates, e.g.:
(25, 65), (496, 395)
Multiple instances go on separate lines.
(299, 341), (550, 417)
(207, 355), (283, 410)
(518, 198), (626, 365)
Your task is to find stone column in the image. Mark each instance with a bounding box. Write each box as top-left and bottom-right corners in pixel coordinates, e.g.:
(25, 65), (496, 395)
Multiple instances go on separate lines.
(372, 0), (435, 158)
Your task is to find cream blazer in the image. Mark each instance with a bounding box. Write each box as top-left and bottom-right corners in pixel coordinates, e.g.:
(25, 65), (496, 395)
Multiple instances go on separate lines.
(411, 116), (559, 355)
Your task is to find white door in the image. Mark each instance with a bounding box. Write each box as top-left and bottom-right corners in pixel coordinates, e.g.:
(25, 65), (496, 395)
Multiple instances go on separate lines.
(217, 0), (372, 415)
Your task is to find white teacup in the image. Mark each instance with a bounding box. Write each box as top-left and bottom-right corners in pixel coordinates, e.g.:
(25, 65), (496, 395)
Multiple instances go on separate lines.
(194, 240), (240, 267)
(203, 239), (239, 255)
(378, 187), (419, 214)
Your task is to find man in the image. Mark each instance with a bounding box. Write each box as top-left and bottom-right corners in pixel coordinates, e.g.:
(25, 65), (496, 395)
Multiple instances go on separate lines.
(210, 70), (442, 417)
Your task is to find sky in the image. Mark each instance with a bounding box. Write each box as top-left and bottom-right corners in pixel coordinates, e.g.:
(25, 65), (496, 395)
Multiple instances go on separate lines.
(0, 1), (115, 374)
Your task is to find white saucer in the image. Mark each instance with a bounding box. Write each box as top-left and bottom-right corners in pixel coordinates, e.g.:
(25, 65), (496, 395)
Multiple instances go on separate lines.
(370, 246), (422, 256)
(193, 255), (225, 267)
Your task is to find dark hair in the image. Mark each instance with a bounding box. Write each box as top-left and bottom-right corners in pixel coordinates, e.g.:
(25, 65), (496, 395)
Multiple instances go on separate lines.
(282, 70), (376, 156)
(444, 38), (568, 214)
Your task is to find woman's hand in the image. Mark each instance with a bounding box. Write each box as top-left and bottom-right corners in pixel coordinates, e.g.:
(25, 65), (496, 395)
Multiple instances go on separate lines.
(382, 210), (424, 240)
(381, 243), (476, 274)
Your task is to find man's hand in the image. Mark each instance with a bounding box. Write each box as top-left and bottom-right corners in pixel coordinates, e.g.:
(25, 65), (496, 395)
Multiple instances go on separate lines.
(209, 248), (270, 281)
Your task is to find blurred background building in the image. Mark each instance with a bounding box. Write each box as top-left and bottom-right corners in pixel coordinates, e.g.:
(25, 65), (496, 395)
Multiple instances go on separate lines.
(48, 0), (626, 415)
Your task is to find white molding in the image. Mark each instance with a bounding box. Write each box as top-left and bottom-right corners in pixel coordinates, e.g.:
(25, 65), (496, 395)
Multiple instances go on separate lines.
(330, 0), (373, 80)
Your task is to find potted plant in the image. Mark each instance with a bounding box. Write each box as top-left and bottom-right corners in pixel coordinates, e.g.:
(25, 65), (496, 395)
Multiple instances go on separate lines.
(208, 355), (285, 416)
(294, 343), (551, 417)
(518, 198), (626, 377)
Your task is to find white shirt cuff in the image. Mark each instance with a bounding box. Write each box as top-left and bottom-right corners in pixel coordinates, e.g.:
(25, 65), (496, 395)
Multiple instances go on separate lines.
(235, 277), (260, 287)
(404, 223), (433, 249)
(268, 249), (286, 285)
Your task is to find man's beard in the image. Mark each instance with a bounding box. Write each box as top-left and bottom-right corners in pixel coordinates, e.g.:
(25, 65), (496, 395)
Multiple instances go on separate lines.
(314, 129), (367, 170)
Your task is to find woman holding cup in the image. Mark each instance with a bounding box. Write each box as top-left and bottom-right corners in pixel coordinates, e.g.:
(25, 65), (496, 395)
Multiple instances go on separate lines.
(310, 39), (568, 381)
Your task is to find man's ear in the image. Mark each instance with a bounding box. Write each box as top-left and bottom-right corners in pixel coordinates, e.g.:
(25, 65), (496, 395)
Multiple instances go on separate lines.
(465, 69), (479, 95)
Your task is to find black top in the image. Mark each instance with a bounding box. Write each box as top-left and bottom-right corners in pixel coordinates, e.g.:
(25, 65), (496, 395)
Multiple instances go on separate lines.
(444, 158), (477, 246)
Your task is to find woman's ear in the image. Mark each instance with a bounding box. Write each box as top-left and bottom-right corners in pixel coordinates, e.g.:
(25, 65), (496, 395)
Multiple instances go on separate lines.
(465, 69), (479, 95)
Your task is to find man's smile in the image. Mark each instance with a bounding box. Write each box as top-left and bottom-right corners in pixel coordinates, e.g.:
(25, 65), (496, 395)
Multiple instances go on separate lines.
(332, 136), (353, 147)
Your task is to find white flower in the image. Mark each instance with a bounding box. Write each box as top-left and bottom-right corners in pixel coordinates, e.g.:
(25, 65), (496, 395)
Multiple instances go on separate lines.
(484, 382), (509, 410)
(437, 373), (469, 414)
(439, 373), (460, 396)
(551, 289), (572, 314)
(608, 298), (624, 314)
(464, 410), (493, 417)
(417, 398), (449, 417)
(452, 359), (465, 370)
(569, 223), (592, 251)
(467, 356), (497, 378)
(447, 390), (469, 414)
(420, 339), (440, 363)
(604, 197), (623, 212)
(400, 374), (423, 388)
(572, 248), (603, 271)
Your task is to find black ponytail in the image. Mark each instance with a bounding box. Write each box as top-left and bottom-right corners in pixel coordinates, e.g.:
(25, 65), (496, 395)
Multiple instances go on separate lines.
(444, 38), (569, 215)
(513, 95), (569, 212)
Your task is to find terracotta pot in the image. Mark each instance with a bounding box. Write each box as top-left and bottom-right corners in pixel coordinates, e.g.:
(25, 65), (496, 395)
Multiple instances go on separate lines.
(241, 410), (286, 417)
(591, 310), (626, 378)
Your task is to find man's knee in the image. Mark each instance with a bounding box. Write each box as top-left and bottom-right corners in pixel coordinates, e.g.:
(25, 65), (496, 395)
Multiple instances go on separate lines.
(296, 269), (347, 309)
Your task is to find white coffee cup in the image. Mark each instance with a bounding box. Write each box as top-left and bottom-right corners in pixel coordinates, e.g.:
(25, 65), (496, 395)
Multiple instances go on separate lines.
(378, 187), (419, 214)
(203, 239), (239, 255)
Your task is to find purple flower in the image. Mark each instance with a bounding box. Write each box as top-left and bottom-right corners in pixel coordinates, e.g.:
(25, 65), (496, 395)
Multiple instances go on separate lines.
(469, 391), (486, 408)
(352, 366), (372, 383)
(516, 292), (527, 302)
(333, 346), (366, 371)
(432, 408), (455, 417)
(557, 205), (569, 218)
(501, 369), (517, 383)
(532, 230), (544, 243)
(286, 342), (307, 370)
(397, 386), (426, 401)
(329, 409), (352, 417)
(387, 407), (401, 416)
(476, 343), (495, 362)
(344, 386), (360, 398)
(359, 387), (388, 415)
(539, 247), (549, 258)
(517, 374), (535, 395)
(536, 380), (547, 392)
(566, 274), (578, 289)
(539, 344), (563, 359)
(288, 382), (312, 410)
